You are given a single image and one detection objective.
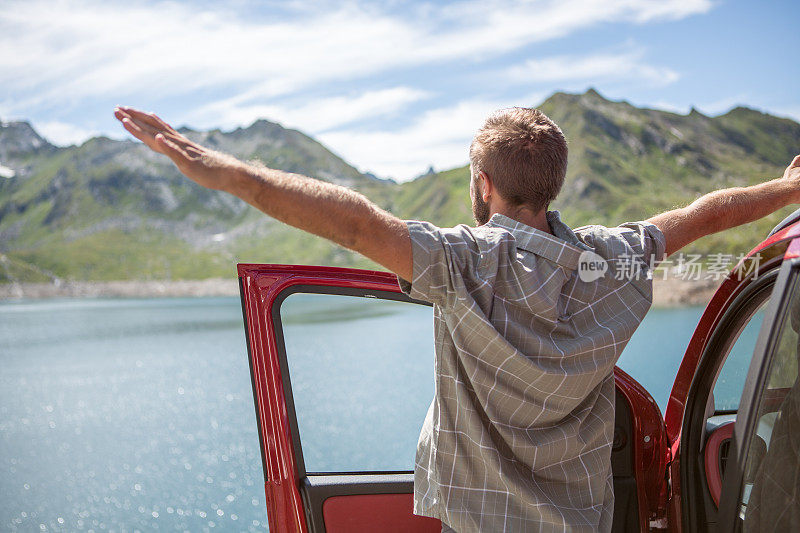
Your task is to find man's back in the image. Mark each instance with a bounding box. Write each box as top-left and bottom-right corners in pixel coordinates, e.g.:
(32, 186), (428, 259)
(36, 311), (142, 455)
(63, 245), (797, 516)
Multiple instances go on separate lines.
(400, 211), (665, 532)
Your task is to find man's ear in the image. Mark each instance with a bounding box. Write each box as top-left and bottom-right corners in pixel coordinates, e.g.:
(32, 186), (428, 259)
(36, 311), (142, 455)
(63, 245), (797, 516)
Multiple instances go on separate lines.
(479, 171), (493, 202)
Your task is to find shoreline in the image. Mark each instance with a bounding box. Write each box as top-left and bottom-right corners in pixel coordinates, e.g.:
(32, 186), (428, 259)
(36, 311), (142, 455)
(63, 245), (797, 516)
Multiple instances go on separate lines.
(0, 276), (721, 307)
(0, 278), (240, 300)
(651, 276), (720, 308)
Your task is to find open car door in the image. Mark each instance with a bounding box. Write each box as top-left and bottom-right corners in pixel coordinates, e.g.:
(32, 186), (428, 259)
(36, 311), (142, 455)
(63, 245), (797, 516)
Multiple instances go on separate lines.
(238, 264), (442, 533)
(661, 215), (800, 532)
(239, 263), (670, 533)
(716, 235), (800, 532)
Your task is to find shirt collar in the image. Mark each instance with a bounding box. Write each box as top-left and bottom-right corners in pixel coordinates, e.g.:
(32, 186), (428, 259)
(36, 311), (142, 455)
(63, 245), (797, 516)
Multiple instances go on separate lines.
(484, 211), (588, 270)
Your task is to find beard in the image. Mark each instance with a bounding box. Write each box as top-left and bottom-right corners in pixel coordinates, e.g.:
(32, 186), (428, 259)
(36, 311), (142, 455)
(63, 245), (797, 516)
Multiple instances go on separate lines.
(472, 185), (490, 226)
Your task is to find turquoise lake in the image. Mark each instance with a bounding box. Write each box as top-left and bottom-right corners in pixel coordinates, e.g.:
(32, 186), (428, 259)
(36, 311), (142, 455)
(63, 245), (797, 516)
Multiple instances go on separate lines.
(0, 295), (759, 531)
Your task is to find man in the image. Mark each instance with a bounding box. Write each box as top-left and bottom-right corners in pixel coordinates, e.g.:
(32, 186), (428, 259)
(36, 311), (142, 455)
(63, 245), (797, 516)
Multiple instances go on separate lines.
(115, 105), (800, 532)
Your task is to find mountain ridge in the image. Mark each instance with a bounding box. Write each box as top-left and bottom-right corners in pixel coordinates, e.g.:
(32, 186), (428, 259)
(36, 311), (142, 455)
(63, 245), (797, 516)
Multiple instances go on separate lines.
(1, 89), (798, 284)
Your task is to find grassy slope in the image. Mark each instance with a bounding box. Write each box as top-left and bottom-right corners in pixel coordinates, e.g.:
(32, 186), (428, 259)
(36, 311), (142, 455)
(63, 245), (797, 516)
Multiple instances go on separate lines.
(2, 90), (798, 283)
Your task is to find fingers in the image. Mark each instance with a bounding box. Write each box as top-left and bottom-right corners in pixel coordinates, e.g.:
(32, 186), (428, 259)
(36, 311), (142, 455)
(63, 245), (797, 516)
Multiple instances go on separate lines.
(114, 106), (172, 136)
(114, 105), (212, 184)
(115, 107), (163, 138)
(119, 115), (151, 144)
(119, 106), (178, 134)
(114, 106), (199, 157)
(121, 114), (161, 140)
(155, 133), (192, 164)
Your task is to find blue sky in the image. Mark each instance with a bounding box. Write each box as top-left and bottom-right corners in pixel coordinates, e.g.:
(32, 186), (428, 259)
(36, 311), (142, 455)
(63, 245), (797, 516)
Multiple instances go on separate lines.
(1, 0), (797, 180)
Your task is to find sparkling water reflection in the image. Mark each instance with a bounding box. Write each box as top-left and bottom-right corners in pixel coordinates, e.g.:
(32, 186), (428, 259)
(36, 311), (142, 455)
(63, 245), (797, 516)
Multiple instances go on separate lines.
(0, 297), (266, 532)
(0, 296), (758, 531)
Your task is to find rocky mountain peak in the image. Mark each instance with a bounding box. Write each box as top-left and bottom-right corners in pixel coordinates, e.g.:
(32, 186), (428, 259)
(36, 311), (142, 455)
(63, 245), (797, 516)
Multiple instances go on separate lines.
(0, 119), (53, 162)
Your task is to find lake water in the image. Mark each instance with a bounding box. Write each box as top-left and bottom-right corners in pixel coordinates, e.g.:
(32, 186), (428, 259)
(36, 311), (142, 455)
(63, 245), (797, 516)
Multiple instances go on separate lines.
(0, 295), (759, 531)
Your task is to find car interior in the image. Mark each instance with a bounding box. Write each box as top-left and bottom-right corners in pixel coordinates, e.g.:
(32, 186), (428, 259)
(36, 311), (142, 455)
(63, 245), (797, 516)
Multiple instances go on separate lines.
(610, 388), (640, 533)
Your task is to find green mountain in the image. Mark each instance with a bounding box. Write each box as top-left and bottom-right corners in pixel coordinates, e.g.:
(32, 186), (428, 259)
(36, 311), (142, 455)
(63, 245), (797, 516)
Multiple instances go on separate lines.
(394, 89), (800, 257)
(0, 118), (394, 283)
(1, 89), (798, 284)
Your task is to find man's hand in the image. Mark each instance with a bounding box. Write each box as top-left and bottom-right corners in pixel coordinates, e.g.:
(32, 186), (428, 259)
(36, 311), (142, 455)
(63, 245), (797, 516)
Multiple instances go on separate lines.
(648, 155), (800, 257)
(781, 155), (800, 187)
(114, 107), (241, 191)
(114, 106), (413, 281)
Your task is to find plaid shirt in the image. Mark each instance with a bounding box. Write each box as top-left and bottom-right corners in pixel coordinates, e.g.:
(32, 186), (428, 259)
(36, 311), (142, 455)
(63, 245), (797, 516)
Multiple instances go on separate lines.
(399, 211), (665, 533)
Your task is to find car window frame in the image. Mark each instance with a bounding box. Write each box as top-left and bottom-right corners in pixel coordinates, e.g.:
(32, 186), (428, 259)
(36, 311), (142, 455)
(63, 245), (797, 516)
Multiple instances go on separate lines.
(239, 277), (270, 486)
(270, 284), (432, 478)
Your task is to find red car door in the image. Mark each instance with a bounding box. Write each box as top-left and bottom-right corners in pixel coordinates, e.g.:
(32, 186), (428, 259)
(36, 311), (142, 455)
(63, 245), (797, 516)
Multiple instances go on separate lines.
(661, 214), (800, 532)
(238, 264), (442, 533)
(716, 235), (800, 531)
(239, 263), (667, 533)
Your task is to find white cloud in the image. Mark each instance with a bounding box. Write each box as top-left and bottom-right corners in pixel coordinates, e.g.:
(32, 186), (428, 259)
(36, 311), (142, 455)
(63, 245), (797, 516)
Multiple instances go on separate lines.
(621, 0), (717, 23)
(507, 51), (679, 86)
(319, 93), (547, 181)
(190, 87), (430, 133)
(35, 121), (99, 147)
(0, 0), (712, 115)
(0, 0), (716, 176)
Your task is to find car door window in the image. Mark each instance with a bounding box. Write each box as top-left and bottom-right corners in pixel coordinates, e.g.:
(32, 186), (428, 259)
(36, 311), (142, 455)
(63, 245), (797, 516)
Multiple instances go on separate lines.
(277, 290), (434, 473)
(713, 302), (770, 412)
(737, 277), (800, 531)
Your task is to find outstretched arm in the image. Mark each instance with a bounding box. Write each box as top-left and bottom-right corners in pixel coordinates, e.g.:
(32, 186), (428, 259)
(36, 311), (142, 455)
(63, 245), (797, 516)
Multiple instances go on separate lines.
(114, 107), (412, 280)
(648, 155), (800, 257)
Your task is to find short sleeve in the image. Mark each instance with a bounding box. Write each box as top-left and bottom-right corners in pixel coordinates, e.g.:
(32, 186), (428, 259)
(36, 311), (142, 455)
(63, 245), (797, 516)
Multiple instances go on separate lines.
(615, 220), (667, 269)
(397, 220), (479, 306)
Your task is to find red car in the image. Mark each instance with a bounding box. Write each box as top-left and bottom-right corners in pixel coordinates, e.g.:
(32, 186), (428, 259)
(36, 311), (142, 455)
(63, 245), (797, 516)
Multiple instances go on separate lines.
(238, 209), (800, 533)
